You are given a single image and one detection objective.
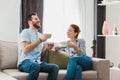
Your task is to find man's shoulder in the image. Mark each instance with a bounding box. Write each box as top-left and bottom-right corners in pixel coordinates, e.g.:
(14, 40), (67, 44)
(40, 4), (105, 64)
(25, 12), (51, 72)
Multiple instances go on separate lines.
(20, 29), (30, 34)
(21, 28), (29, 32)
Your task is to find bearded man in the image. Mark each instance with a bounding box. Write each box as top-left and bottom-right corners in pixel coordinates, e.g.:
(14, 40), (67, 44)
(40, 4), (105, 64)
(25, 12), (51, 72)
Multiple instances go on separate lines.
(17, 12), (59, 80)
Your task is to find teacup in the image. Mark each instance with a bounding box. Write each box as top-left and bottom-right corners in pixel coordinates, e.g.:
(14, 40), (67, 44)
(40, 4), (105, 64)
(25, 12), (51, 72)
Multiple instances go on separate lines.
(47, 34), (52, 38)
(60, 41), (67, 48)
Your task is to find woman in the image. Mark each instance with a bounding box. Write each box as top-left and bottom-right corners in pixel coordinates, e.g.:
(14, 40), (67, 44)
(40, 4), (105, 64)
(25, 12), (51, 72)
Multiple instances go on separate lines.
(55, 24), (92, 80)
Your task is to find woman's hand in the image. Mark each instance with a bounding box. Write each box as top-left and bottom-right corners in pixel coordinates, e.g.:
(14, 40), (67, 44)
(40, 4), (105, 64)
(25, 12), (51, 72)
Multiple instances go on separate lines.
(67, 42), (76, 48)
(67, 41), (81, 54)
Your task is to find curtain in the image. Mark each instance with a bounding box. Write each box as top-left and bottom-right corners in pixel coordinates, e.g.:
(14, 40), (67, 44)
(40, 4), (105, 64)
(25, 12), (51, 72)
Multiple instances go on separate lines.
(43, 0), (85, 42)
(19, 0), (43, 33)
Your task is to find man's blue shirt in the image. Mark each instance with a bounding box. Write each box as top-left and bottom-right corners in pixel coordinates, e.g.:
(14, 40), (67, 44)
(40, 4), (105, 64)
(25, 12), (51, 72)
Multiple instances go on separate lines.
(18, 28), (44, 66)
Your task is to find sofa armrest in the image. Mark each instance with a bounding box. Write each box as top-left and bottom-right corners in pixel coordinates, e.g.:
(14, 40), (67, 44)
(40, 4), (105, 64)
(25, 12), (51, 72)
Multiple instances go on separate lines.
(92, 58), (110, 80)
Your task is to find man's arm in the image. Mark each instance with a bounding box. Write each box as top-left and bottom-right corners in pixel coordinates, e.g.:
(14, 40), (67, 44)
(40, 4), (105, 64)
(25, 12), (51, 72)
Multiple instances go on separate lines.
(22, 38), (42, 54)
(22, 34), (48, 54)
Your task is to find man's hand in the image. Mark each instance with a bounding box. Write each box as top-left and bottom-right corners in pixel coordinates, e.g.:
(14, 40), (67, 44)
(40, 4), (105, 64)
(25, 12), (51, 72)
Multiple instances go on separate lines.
(40, 34), (48, 42)
(42, 43), (54, 52)
(46, 44), (54, 50)
(54, 46), (61, 51)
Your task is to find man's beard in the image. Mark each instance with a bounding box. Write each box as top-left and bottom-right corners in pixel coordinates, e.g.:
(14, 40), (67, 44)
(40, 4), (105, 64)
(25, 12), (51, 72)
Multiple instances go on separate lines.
(33, 23), (41, 29)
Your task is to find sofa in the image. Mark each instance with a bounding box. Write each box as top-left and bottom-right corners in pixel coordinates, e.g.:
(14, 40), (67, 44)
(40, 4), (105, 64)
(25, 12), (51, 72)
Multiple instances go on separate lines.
(0, 40), (110, 80)
(0, 72), (17, 80)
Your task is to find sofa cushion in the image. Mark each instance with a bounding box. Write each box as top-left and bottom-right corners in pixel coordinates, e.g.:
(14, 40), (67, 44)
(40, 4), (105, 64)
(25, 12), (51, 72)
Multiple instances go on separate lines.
(0, 72), (17, 80)
(3, 69), (48, 80)
(48, 50), (68, 69)
(0, 40), (18, 69)
(3, 69), (97, 80)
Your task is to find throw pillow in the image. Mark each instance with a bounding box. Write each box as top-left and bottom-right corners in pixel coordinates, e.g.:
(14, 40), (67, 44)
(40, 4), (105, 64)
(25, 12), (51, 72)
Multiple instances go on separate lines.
(48, 50), (68, 69)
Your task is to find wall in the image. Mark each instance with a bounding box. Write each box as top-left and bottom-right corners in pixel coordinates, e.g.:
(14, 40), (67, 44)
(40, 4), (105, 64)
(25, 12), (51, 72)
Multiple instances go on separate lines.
(84, 0), (94, 56)
(106, 2), (120, 35)
(0, 0), (94, 56)
(0, 0), (20, 42)
(106, 2), (120, 67)
(106, 36), (120, 67)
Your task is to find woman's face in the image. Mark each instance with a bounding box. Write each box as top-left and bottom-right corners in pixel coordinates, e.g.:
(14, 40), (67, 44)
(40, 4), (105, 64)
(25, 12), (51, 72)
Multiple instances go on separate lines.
(67, 26), (77, 39)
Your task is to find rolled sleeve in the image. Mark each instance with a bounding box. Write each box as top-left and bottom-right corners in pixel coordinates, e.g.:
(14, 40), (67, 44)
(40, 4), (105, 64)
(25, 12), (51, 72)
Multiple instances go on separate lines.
(78, 39), (86, 53)
(20, 29), (30, 42)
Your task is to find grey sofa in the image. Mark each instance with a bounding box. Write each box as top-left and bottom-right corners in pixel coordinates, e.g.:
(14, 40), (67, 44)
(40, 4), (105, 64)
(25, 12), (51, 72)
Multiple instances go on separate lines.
(0, 40), (110, 80)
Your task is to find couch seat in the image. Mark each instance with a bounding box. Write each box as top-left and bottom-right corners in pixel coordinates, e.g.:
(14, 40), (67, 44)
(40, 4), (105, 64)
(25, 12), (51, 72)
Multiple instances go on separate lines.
(0, 72), (17, 80)
(2, 69), (97, 80)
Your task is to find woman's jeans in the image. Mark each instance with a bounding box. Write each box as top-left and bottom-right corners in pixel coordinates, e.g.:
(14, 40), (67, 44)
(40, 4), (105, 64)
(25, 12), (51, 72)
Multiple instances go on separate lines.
(65, 55), (92, 80)
(18, 59), (59, 80)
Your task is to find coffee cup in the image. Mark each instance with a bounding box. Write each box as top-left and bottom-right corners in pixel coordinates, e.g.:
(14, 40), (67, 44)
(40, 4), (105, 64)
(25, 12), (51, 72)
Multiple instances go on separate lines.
(60, 41), (67, 48)
(47, 34), (52, 38)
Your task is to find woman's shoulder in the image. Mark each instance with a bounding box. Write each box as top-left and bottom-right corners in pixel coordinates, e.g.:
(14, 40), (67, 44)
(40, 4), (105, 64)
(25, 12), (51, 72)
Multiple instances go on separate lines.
(77, 38), (85, 42)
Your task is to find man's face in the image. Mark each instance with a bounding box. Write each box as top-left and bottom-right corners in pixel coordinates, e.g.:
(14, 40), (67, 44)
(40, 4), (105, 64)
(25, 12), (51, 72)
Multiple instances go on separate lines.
(31, 15), (41, 29)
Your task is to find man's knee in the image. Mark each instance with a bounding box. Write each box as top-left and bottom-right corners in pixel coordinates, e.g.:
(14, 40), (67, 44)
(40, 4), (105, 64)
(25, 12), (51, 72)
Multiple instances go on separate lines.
(51, 64), (59, 72)
(30, 63), (40, 72)
(54, 64), (59, 70)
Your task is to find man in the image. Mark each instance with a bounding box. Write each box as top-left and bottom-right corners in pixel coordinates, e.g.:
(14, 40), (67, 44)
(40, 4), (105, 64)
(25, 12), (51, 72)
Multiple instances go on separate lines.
(18, 12), (59, 80)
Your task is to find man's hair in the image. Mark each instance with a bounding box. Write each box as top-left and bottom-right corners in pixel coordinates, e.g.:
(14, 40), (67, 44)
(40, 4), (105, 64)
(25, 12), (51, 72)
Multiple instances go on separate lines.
(26, 12), (37, 22)
(25, 12), (37, 28)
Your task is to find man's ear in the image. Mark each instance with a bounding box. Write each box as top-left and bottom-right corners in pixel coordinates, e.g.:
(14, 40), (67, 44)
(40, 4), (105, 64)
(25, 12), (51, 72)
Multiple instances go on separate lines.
(28, 20), (31, 24)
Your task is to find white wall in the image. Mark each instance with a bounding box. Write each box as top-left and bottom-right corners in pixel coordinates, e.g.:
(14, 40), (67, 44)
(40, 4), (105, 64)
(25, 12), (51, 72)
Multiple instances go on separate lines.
(0, 0), (94, 56)
(84, 0), (94, 56)
(106, 2), (120, 67)
(0, 0), (20, 42)
(106, 2), (120, 35)
(106, 36), (120, 67)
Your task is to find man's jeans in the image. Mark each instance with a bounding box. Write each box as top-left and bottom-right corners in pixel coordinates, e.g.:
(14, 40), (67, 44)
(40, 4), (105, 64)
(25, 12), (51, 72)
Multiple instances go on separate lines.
(18, 59), (59, 80)
(65, 55), (92, 80)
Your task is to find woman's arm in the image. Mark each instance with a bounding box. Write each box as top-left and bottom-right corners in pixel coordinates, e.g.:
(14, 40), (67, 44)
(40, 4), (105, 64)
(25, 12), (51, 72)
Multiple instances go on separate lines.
(67, 42), (81, 55)
(67, 39), (86, 55)
(73, 44), (81, 54)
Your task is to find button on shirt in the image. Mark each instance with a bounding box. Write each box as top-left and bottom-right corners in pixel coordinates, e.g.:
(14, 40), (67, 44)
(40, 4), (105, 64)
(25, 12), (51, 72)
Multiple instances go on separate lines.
(17, 28), (44, 66)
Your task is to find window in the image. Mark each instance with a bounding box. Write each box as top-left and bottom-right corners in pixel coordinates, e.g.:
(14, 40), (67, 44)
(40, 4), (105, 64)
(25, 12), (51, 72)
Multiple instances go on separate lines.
(43, 0), (85, 42)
